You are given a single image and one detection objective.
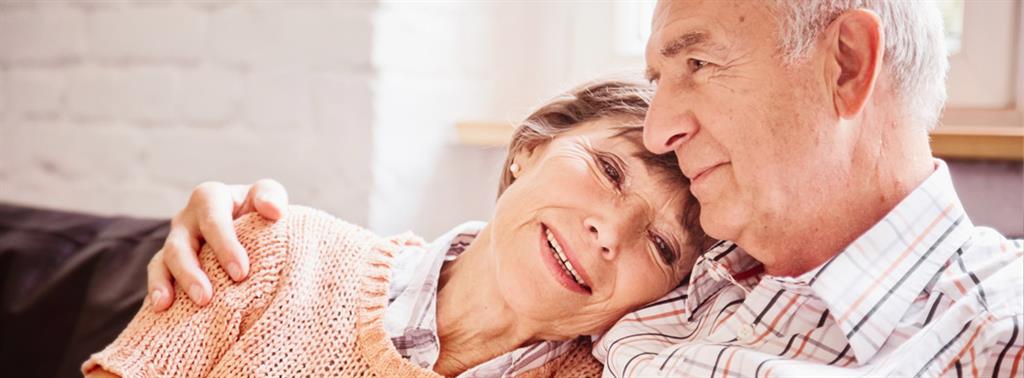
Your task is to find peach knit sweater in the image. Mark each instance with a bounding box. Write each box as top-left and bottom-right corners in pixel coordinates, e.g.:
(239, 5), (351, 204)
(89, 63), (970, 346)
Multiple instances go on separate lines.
(82, 206), (602, 377)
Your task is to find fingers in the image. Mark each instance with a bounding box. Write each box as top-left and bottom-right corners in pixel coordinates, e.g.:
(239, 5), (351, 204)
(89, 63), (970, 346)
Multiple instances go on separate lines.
(229, 184), (255, 217)
(161, 225), (213, 307)
(249, 179), (289, 220)
(147, 179), (284, 312)
(146, 250), (176, 312)
(193, 182), (250, 282)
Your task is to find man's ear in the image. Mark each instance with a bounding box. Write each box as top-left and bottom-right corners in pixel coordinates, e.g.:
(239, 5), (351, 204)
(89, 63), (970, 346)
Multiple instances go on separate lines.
(826, 9), (884, 119)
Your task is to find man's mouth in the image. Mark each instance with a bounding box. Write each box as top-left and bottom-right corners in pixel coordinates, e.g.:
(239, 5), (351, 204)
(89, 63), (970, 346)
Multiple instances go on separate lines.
(690, 162), (727, 183)
(541, 224), (592, 294)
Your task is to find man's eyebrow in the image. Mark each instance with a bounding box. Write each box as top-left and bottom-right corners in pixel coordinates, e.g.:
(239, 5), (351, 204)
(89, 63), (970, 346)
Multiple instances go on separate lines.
(647, 31), (713, 82)
(644, 66), (659, 83)
(660, 31), (710, 58)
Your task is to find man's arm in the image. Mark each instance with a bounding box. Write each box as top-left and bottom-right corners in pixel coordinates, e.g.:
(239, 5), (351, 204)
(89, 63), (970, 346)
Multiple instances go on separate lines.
(83, 212), (290, 377)
(147, 179), (289, 311)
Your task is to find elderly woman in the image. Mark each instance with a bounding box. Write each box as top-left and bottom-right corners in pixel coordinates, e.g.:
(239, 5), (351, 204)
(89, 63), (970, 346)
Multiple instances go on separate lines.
(83, 80), (712, 377)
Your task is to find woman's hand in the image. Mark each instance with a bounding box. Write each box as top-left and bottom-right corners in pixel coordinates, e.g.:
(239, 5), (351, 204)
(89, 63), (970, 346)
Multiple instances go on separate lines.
(147, 179), (289, 312)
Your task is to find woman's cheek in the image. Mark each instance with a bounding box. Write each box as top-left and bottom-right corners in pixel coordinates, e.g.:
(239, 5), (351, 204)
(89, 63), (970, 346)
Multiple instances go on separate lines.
(621, 256), (672, 303)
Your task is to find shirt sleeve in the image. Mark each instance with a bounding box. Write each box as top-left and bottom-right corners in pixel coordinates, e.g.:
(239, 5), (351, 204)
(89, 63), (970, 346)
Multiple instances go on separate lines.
(81, 213), (290, 378)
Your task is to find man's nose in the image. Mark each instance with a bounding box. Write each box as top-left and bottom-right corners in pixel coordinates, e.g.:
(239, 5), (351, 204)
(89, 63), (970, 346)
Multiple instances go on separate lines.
(643, 87), (698, 154)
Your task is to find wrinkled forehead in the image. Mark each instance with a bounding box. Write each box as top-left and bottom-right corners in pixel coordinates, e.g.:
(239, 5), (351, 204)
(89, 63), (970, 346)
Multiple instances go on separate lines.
(649, 0), (776, 50)
(653, 0), (770, 27)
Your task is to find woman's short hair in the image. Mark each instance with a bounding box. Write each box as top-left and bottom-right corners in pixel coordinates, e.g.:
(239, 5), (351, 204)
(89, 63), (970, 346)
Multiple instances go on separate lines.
(497, 79), (715, 255)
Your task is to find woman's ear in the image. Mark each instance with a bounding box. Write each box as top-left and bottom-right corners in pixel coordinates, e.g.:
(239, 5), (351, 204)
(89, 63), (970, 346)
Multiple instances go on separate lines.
(509, 139), (550, 178)
(509, 162), (522, 178)
(824, 9), (884, 119)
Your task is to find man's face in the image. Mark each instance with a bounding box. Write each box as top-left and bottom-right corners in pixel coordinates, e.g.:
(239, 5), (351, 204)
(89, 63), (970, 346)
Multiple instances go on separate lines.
(643, 1), (846, 254)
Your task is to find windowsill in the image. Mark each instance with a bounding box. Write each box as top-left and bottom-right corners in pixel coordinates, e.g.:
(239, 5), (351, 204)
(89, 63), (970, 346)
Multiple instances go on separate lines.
(457, 110), (1024, 161)
(934, 109), (1024, 161)
(929, 126), (1023, 161)
(456, 121), (515, 147)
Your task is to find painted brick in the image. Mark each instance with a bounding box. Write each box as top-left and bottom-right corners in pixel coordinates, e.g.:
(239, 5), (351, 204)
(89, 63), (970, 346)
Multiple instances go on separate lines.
(242, 71), (311, 129)
(0, 5), (86, 63)
(141, 128), (316, 188)
(105, 183), (186, 218)
(0, 70), (7, 117)
(181, 66), (243, 124)
(67, 66), (180, 123)
(6, 68), (66, 117)
(117, 67), (181, 123)
(0, 179), (183, 219)
(66, 66), (118, 121)
(3, 123), (147, 183)
(209, 3), (372, 69)
(89, 3), (207, 63)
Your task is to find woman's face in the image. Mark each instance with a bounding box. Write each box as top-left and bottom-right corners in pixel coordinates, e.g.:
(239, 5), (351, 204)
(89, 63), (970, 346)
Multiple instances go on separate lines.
(487, 118), (698, 339)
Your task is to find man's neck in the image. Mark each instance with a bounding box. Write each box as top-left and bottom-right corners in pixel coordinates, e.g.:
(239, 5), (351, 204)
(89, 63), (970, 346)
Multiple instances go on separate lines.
(432, 227), (536, 376)
(752, 120), (936, 277)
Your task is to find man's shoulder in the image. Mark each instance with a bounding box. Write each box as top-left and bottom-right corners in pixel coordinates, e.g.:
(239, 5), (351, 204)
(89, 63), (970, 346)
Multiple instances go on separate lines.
(964, 226), (1022, 252)
(954, 225), (1023, 313)
(230, 205), (396, 266)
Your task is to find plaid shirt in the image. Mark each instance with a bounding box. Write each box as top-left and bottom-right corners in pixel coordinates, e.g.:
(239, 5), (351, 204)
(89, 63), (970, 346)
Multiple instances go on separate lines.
(384, 221), (577, 377)
(596, 160), (1024, 377)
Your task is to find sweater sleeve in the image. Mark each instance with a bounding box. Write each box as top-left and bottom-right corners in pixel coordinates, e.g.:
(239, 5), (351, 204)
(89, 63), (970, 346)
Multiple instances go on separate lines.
(81, 213), (290, 378)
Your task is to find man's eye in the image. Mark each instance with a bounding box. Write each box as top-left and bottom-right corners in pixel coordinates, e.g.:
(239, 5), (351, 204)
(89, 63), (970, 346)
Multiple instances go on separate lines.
(688, 58), (709, 73)
(650, 232), (678, 265)
(598, 156), (623, 187)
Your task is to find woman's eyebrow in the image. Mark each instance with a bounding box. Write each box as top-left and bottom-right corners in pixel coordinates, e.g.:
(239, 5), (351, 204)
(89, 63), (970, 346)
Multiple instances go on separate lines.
(610, 128), (651, 157)
(610, 127), (644, 144)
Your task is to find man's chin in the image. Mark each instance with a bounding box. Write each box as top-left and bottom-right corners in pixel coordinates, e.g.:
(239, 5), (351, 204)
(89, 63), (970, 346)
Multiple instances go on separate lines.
(698, 204), (747, 243)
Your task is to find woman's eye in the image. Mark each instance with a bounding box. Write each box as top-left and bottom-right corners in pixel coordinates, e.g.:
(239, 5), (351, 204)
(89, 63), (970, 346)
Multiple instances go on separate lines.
(688, 58), (709, 73)
(650, 232), (678, 265)
(598, 156), (623, 187)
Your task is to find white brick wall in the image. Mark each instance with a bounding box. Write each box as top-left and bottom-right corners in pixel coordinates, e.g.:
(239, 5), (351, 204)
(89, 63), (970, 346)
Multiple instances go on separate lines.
(0, 3), (86, 64)
(0, 69), (7, 117)
(0, 0), (509, 236)
(90, 3), (207, 64)
(7, 67), (65, 117)
(180, 65), (243, 125)
(0, 1), (378, 227)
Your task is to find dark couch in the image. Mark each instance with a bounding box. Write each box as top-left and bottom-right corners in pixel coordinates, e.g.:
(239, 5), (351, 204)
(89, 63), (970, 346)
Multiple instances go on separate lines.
(0, 203), (170, 378)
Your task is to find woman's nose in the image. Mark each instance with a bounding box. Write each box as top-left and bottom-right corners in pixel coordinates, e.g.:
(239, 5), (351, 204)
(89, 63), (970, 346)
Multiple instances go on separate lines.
(583, 214), (634, 261)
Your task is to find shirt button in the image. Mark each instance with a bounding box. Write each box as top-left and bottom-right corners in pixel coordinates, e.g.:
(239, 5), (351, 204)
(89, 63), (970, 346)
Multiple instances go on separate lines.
(736, 324), (754, 340)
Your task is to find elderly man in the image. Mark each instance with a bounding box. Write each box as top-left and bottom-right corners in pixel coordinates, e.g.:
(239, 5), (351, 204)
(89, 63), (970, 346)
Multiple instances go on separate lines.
(594, 1), (1023, 377)
(147, 1), (1022, 377)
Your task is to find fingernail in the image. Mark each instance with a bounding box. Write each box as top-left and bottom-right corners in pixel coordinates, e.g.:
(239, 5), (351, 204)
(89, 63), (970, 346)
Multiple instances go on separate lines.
(151, 290), (165, 305)
(189, 284), (205, 303)
(227, 262), (243, 281)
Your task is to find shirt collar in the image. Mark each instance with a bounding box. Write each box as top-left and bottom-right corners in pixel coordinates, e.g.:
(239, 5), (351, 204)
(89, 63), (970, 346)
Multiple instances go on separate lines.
(384, 221), (487, 369)
(684, 240), (763, 315)
(797, 159), (975, 363)
(384, 221), (578, 376)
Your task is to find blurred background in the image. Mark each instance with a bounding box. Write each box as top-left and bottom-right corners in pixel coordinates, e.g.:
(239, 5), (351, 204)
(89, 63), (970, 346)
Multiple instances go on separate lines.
(0, 0), (1021, 238)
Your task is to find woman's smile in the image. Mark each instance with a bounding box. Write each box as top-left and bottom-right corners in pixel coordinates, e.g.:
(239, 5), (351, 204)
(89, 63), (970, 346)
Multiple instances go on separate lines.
(539, 223), (593, 295)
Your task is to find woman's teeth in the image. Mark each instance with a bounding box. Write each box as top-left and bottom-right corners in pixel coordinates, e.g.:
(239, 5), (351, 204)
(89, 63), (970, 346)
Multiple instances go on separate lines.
(545, 229), (587, 287)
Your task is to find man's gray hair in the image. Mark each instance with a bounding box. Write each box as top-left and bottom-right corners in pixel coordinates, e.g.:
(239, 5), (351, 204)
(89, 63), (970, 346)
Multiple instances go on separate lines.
(772, 1), (949, 130)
